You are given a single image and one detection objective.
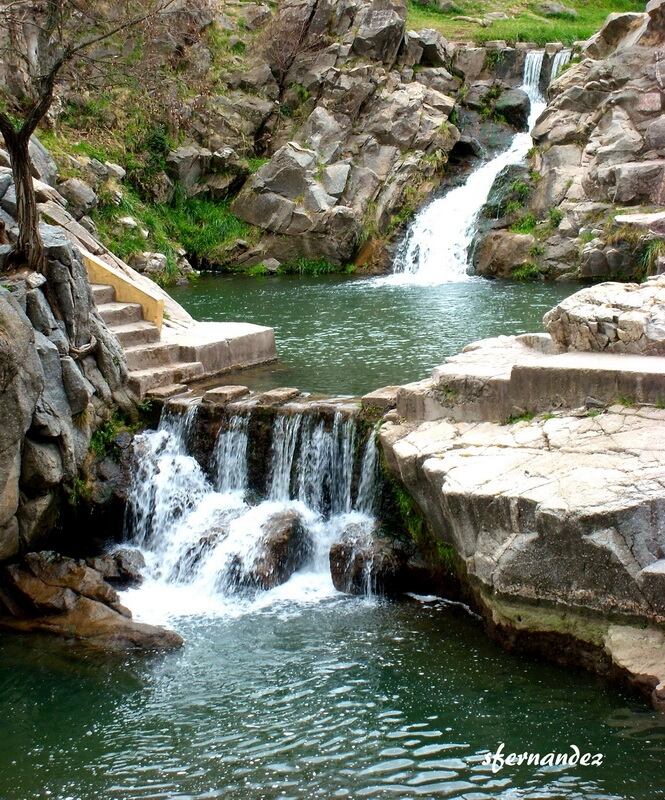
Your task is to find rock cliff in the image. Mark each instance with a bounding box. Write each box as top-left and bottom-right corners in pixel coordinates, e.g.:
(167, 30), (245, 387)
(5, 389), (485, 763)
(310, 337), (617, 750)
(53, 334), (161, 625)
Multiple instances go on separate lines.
(472, 0), (665, 281)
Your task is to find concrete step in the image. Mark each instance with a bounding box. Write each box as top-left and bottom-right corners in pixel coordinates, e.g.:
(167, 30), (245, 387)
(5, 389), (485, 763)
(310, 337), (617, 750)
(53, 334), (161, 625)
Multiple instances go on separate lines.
(112, 321), (161, 348)
(145, 383), (190, 401)
(124, 342), (181, 371)
(98, 301), (143, 327)
(129, 361), (205, 395)
(92, 284), (115, 304)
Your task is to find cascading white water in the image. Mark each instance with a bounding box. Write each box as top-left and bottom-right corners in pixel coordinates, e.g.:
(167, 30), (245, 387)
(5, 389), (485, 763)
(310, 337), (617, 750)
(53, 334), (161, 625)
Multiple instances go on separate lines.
(214, 415), (250, 495)
(268, 414), (302, 501)
(122, 405), (381, 620)
(550, 49), (572, 82)
(356, 433), (379, 516)
(386, 50), (547, 286)
(296, 412), (357, 516)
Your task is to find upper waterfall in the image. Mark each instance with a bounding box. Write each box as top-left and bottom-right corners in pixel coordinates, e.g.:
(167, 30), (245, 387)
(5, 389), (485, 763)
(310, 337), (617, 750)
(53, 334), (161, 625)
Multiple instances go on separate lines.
(385, 50), (548, 286)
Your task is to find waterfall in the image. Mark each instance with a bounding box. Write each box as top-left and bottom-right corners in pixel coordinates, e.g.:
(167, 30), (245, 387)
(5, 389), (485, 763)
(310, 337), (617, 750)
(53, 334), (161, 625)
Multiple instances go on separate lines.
(268, 413), (303, 501)
(386, 50), (547, 286)
(296, 412), (357, 516)
(550, 49), (572, 82)
(214, 415), (249, 495)
(356, 433), (379, 516)
(123, 404), (382, 618)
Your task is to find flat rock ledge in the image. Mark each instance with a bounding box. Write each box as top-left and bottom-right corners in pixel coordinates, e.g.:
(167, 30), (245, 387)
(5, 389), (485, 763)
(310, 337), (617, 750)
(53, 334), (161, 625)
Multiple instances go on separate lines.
(380, 279), (665, 710)
(381, 401), (665, 709)
(0, 552), (182, 651)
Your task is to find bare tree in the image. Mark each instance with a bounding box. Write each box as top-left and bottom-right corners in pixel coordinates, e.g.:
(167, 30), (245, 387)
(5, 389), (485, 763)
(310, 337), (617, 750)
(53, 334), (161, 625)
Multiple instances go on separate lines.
(0, 0), (174, 271)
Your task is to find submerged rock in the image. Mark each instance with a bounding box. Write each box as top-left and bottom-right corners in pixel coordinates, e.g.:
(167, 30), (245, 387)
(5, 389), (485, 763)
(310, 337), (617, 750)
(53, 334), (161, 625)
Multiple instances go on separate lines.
(0, 552), (181, 650)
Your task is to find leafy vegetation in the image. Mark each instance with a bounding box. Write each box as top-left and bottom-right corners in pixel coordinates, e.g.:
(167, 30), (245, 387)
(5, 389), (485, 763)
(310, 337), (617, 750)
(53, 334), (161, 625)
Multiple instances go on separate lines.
(511, 262), (541, 281)
(511, 213), (537, 233)
(407, 0), (645, 46)
(92, 184), (258, 283)
(506, 410), (536, 424)
(278, 258), (355, 276)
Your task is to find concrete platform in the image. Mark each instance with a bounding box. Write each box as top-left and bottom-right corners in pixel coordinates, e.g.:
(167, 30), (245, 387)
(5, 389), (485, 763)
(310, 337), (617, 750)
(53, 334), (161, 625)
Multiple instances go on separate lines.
(397, 333), (665, 423)
(165, 321), (277, 378)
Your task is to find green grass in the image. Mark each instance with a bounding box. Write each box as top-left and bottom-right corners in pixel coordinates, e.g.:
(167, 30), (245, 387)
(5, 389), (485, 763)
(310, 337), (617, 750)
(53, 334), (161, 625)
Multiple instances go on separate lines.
(506, 410), (536, 424)
(278, 258), (355, 276)
(93, 186), (257, 283)
(158, 195), (257, 262)
(407, 0), (645, 46)
(511, 213), (537, 233)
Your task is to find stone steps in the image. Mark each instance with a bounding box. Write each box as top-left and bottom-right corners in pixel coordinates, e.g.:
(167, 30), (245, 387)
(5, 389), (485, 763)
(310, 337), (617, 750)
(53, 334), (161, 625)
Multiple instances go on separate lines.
(129, 361), (205, 395)
(124, 342), (181, 371)
(91, 283), (206, 399)
(112, 321), (161, 348)
(91, 283), (115, 304)
(97, 301), (143, 327)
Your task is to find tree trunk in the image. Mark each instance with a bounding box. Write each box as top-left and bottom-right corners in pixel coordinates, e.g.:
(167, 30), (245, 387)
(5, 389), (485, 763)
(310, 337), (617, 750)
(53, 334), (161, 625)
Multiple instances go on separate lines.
(7, 134), (45, 272)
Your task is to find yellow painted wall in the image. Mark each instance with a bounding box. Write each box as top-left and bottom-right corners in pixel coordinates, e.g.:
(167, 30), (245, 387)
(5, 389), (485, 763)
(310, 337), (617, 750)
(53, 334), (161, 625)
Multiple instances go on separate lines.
(82, 251), (164, 331)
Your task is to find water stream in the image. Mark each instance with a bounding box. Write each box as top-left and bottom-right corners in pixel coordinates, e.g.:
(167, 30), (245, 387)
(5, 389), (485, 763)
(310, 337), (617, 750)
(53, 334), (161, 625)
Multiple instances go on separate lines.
(123, 402), (380, 621)
(387, 51), (547, 285)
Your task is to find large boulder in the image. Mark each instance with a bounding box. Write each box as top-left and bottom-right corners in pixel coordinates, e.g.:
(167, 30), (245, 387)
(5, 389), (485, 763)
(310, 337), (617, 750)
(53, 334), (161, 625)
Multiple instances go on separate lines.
(495, 89), (530, 131)
(0, 289), (43, 560)
(472, 231), (537, 279)
(351, 1), (406, 66)
(583, 12), (649, 59)
(0, 551), (181, 649)
(86, 547), (146, 588)
(246, 510), (312, 590)
(57, 178), (98, 219)
(329, 526), (409, 595)
(544, 276), (665, 354)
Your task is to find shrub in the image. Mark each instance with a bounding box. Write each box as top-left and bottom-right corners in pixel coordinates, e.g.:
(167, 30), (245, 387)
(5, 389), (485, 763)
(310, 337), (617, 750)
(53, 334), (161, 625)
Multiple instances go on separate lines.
(511, 262), (541, 281)
(549, 208), (564, 228)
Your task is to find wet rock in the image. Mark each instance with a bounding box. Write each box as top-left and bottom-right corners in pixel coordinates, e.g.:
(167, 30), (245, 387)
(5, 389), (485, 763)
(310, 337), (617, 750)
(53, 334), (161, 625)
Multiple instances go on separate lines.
(472, 231), (537, 279)
(86, 548), (146, 588)
(246, 510), (312, 590)
(0, 552), (181, 650)
(330, 528), (408, 595)
(495, 89), (530, 131)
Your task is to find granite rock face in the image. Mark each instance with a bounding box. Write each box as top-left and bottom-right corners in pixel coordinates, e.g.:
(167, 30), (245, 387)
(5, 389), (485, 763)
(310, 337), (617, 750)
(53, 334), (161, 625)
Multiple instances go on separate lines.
(229, 0), (530, 268)
(380, 281), (665, 708)
(0, 232), (135, 561)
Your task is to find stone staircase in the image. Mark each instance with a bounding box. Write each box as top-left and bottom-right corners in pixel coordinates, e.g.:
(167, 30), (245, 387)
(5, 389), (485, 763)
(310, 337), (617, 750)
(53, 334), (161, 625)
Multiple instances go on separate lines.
(92, 284), (204, 397)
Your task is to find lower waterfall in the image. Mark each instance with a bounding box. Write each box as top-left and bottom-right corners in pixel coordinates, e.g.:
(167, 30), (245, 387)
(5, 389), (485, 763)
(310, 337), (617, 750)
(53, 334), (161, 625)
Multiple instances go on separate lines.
(387, 49), (547, 285)
(122, 402), (381, 622)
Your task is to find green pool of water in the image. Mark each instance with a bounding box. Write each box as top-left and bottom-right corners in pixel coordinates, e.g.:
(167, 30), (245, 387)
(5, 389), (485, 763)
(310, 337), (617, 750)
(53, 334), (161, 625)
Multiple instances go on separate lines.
(4, 274), (659, 799)
(1, 597), (663, 800)
(169, 274), (577, 395)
